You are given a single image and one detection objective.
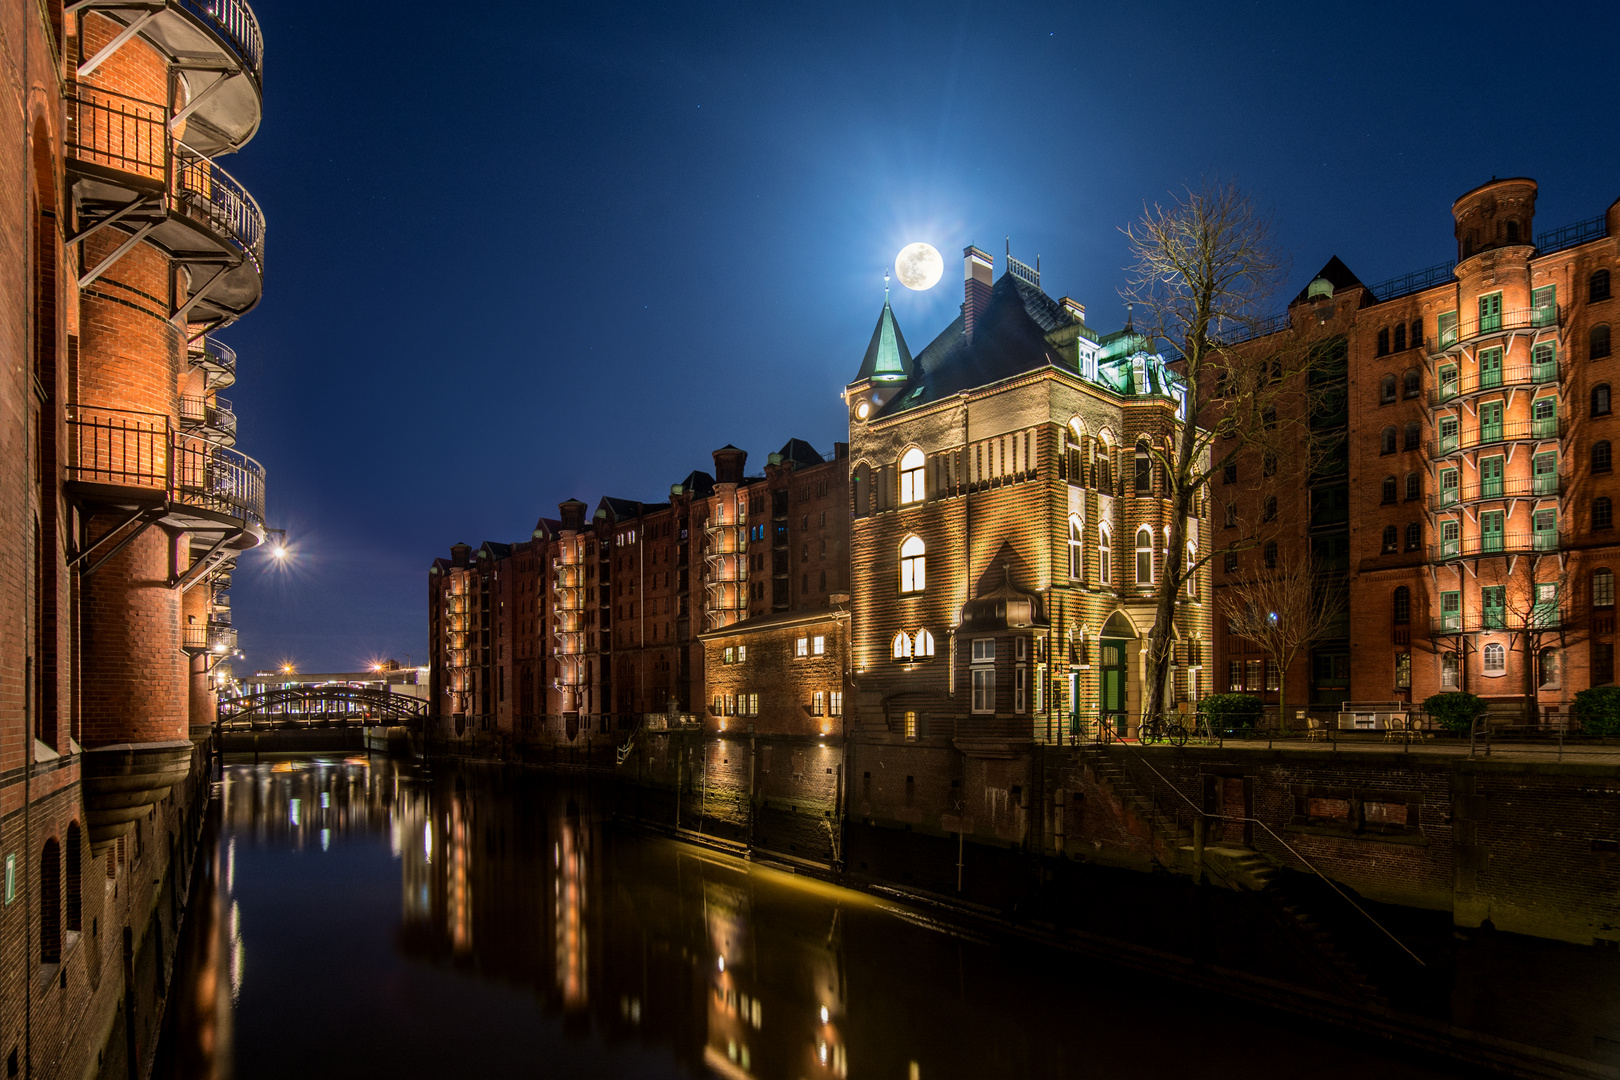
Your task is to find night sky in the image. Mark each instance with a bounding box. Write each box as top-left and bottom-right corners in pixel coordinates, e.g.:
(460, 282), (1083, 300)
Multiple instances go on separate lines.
(223, 0), (1620, 674)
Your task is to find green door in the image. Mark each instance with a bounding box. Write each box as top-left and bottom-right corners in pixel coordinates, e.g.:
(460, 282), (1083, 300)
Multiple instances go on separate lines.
(1099, 640), (1127, 735)
(1532, 285), (1557, 327)
(1480, 292), (1503, 332)
(1480, 401), (1504, 443)
(1480, 348), (1503, 389)
(1481, 456), (1504, 498)
(1481, 510), (1504, 553)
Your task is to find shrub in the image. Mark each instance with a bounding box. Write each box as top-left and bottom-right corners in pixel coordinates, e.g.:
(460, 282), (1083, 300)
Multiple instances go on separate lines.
(1198, 694), (1264, 730)
(1572, 686), (1620, 737)
(1422, 692), (1487, 734)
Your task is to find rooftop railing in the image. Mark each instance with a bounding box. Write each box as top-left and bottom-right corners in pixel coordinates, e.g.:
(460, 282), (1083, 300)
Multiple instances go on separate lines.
(67, 405), (264, 526)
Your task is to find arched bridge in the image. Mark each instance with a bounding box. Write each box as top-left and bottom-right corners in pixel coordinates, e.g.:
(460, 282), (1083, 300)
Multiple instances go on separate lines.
(217, 686), (428, 731)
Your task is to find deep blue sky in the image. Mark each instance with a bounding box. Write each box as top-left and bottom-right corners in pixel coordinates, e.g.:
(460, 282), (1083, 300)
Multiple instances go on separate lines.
(224, 0), (1620, 674)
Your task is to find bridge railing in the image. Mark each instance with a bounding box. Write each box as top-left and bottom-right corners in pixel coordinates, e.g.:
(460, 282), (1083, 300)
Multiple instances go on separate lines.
(217, 686), (429, 729)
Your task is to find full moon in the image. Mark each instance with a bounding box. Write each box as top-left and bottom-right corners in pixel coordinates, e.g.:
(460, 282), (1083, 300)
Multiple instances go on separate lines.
(895, 242), (943, 290)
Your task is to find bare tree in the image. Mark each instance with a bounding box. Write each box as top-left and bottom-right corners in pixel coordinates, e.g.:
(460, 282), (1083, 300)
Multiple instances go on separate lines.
(1121, 181), (1326, 724)
(1470, 555), (1571, 724)
(1219, 556), (1347, 728)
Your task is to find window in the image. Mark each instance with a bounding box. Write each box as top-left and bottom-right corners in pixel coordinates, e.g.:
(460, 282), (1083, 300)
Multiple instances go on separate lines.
(812, 692), (825, 716)
(1480, 400), (1504, 442)
(794, 637), (809, 657)
(914, 628), (935, 657)
(1403, 422), (1420, 452)
(1480, 346), (1503, 389)
(1596, 568), (1615, 608)
(1228, 660), (1242, 692)
(892, 630), (911, 660)
(899, 535), (925, 592)
(1393, 586), (1410, 624)
(1440, 590), (1461, 631)
(1395, 653), (1411, 689)
(1597, 643), (1617, 685)
(1405, 521), (1421, 551)
(1593, 270), (1613, 303)
(1597, 441), (1613, 473)
(1222, 462), (1237, 485)
(1479, 291), (1503, 332)
(812, 634), (825, 655)
(1597, 496), (1614, 531)
(1223, 551), (1237, 573)
(1395, 324), (1408, 353)
(1068, 517), (1083, 580)
(1099, 528), (1112, 585)
(1441, 519), (1460, 556)
(1263, 496), (1277, 522)
(852, 465), (869, 518)
(1135, 527), (1154, 585)
(1380, 374), (1396, 404)
(1376, 328), (1390, 356)
(1015, 666), (1027, 713)
(1438, 365), (1458, 400)
(1438, 311), (1458, 348)
(1405, 472), (1421, 501)
(1480, 455), (1504, 497)
(830, 692), (843, 716)
(899, 447), (925, 504)
(1597, 384), (1613, 417)
(1186, 541), (1199, 598)
(1382, 525), (1397, 553)
(904, 710), (918, 740)
(1595, 324), (1613, 361)
(1539, 648), (1560, 689)
(1135, 446), (1151, 493)
(1381, 426), (1397, 454)
(1265, 659), (1280, 691)
(1533, 341), (1557, 379)
(1441, 651), (1460, 688)
(1224, 502), (1236, 528)
(65, 823), (80, 934)
(1411, 319), (1423, 349)
(1439, 469), (1459, 506)
(1482, 586), (1505, 629)
(1403, 368), (1420, 398)
(971, 668), (994, 713)
(39, 839), (59, 964)
(1534, 452), (1559, 495)
(1480, 509), (1505, 552)
(1381, 476), (1397, 504)
(972, 638), (994, 663)
(1483, 642), (1506, 673)
(1263, 541), (1278, 569)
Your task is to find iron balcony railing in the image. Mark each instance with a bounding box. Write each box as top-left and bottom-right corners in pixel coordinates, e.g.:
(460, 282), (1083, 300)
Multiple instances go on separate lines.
(1429, 359), (1561, 405)
(184, 623), (237, 653)
(1427, 416), (1566, 459)
(67, 405), (265, 526)
(1429, 531), (1563, 562)
(189, 336), (237, 389)
(66, 85), (265, 273)
(174, 0), (265, 81)
(1431, 472), (1565, 511)
(179, 393), (237, 443)
(1429, 607), (1570, 635)
(1429, 306), (1561, 353)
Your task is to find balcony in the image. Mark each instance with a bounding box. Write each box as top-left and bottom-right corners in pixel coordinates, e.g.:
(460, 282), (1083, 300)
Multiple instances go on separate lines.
(188, 336), (237, 389)
(1429, 531), (1563, 563)
(1429, 305), (1561, 356)
(1432, 472), (1566, 511)
(66, 405), (265, 541)
(74, 0), (263, 156)
(1429, 358), (1561, 406)
(179, 393), (237, 444)
(66, 85), (265, 327)
(1427, 416), (1566, 460)
(1429, 607), (1570, 635)
(183, 622), (236, 654)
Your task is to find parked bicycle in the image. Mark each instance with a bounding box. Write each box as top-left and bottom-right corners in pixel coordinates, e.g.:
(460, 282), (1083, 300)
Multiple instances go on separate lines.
(1136, 714), (1190, 747)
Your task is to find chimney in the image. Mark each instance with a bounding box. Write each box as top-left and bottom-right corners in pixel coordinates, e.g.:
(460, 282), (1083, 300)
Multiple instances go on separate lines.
(1060, 297), (1085, 323)
(712, 445), (747, 485)
(558, 498), (587, 532)
(450, 542), (471, 568)
(963, 245), (993, 342)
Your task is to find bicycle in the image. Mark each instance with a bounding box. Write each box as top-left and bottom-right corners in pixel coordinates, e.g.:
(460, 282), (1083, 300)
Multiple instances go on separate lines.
(1136, 714), (1189, 747)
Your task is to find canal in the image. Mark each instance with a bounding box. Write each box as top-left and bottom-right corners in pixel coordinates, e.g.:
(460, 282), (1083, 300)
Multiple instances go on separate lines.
(156, 756), (1468, 1079)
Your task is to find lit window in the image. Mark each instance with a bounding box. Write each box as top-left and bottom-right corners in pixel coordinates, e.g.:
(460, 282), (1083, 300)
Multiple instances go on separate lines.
(899, 447), (925, 504)
(737, 645), (746, 662)
(1441, 652), (1459, 688)
(891, 630), (911, 661)
(1099, 528), (1112, 585)
(795, 637), (809, 657)
(830, 692), (843, 716)
(914, 628), (935, 657)
(904, 710), (918, 740)
(899, 535), (926, 592)
(1068, 517), (1083, 580)
(723, 647), (735, 664)
(1395, 653), (1411, 689)
(812, 635), (825, 655)
(812, 692), (825, 716)
(1483, 643), (1505, 673)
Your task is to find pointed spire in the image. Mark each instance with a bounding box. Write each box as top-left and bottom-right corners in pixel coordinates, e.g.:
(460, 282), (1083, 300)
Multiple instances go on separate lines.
(853, 285), (915, 385)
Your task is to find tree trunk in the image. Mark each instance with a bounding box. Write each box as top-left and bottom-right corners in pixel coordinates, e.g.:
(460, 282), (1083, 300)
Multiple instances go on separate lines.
(1143, 434), (1198, 724)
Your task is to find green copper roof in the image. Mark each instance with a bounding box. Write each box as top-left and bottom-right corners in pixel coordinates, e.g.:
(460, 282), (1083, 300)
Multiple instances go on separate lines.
(853, 300), (914, 384)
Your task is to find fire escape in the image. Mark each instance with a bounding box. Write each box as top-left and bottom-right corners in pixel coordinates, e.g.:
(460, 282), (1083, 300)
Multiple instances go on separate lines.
(704, 503), (748, 630)
(552, 545), (587, 711)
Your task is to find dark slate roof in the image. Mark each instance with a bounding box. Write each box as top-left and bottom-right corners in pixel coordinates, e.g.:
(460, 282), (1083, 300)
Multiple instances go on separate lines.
(598, 496), (645, 521)
(877, 273), (1078, 417)
(776, 438), (824, 467)
(1292, 256), (1365, 304)
(853, 300), (915, 383)
(478, 541), (512, 559)
(673, 470), (715, 497)
(532, 517), (562, 539)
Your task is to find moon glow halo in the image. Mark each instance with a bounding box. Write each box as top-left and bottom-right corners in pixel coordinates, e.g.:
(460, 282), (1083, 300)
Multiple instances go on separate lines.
(895, 243), (943, 290)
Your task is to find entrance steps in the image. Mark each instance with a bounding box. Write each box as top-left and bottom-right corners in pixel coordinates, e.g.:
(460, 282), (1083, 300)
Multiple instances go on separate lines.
(1072, 748), (1192, 854)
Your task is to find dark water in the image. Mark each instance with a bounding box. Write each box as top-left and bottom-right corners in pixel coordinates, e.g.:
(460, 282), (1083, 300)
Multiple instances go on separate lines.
(158, 756), (1465, 1080)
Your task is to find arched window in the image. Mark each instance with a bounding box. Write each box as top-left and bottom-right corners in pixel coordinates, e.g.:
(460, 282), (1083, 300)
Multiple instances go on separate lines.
(1135, 527), (1154, 585)
(1381, 475), (1397, 504)
(1597, 496), (1614, 531)
(1596, 441), (1613, 473)
(1405, 472), (1421, 501)
(1595, 568), (1615, 608)
(1186, 541), (1198, 598)
(1094, 448), (1112, 492)
(1068, 517), (1083, 580)
(1381, 426), (1397, 454)
(1405, 521), (1421, 551)
(40, 838), (59, 964)
(1394, 324), (1408, 353)
(65, 823), (81, 934)
(1403, 368), (1420, 397)
(1263, 541), (1278, 569)
(1064, 427), (1083, 485)
(852, 464), (869, 519)
(1382, 525), (1397, 552)
(1595, 384), (1612, 417)
(1099, 528), (1111, 585)
(1393, 586), (1410, 623)
(1403, 422), (1421, 451)
(1593, 270), (1612, 303)
(915, 628), (935, 657)
(1594, 324), (1613, 360)
(899, 535), (926, 592)
(1135, 444), (1152, 493)
(892, 630), (912, 660)
(1380, 375), (1397, 404)
(1376, 328), (1390, 356)
(898, 447), (925, 504)
(1483, 643), (1506, 673)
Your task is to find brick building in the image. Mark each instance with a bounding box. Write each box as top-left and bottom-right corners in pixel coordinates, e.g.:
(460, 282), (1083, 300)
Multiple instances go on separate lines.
(1214, 179), (1620, 720)
(1, 0), (271, 1073)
